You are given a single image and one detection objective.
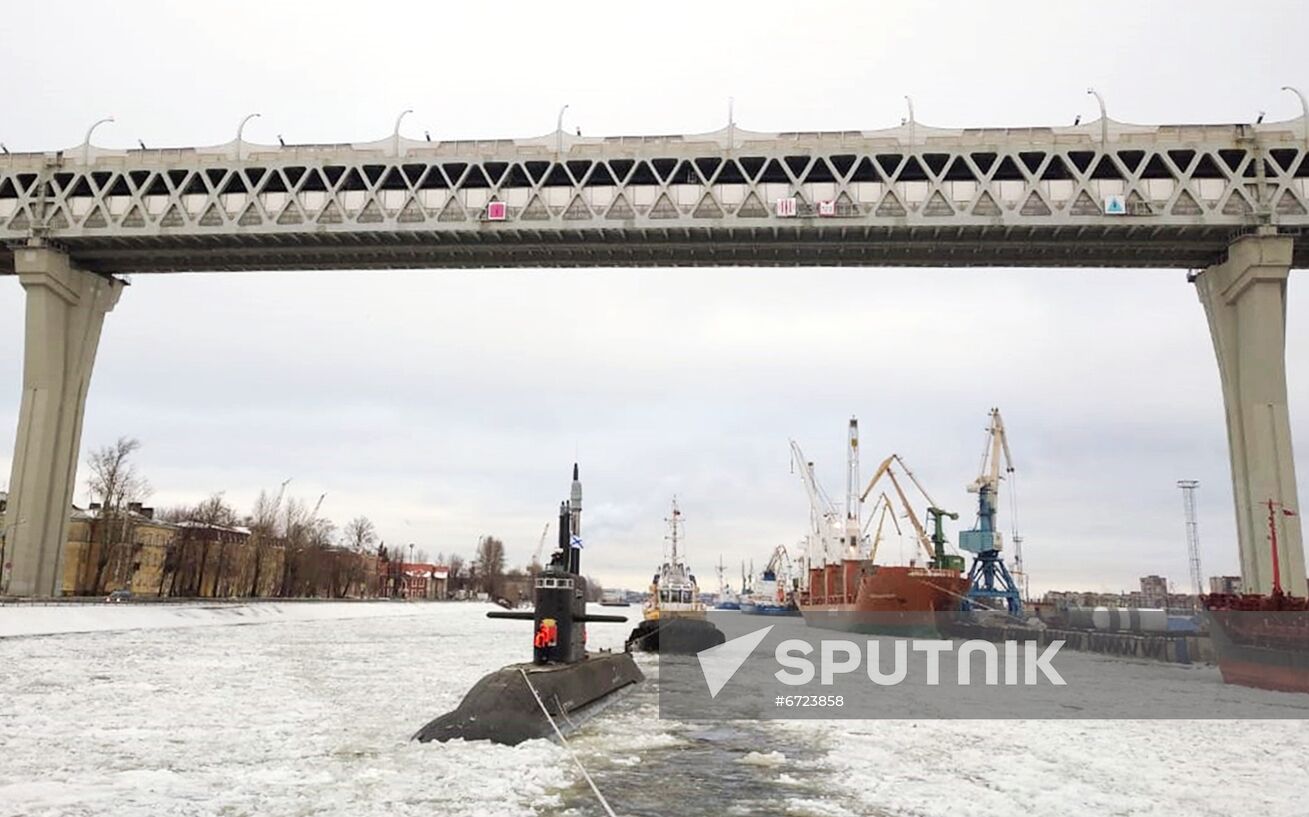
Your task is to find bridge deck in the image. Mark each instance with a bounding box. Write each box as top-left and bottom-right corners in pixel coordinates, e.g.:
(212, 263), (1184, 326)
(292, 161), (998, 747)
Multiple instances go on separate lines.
(2, 119), (1306, 272)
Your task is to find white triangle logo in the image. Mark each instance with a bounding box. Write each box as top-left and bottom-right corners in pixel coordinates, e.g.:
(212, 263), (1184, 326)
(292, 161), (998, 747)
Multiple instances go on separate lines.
(697, 625), (774, 698)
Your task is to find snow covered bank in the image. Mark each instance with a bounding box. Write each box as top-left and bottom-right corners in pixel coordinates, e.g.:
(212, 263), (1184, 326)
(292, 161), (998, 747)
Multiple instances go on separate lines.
(0, 600), (444, 638)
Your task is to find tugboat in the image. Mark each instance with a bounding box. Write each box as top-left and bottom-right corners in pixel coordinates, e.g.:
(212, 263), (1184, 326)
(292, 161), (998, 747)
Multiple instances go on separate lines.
(713, 555), (741, 610)
(413, 465), (643, 746)
(626, 498), (726, 654)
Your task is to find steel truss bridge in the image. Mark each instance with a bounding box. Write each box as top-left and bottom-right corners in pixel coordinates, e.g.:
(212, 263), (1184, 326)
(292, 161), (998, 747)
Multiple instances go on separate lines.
(1, 117), (1308, 273)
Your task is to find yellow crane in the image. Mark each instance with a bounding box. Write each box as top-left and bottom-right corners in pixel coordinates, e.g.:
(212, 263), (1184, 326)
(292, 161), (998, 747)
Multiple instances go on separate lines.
(859, 454), (963, 570)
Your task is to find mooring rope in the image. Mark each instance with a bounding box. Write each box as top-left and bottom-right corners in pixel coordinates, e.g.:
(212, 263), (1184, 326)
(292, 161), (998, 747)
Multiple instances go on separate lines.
(518, 668), (619, 817)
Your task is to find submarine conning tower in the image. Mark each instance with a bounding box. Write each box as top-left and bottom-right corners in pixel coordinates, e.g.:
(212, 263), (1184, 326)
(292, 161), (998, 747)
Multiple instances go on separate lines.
(487, 463), (627, 665)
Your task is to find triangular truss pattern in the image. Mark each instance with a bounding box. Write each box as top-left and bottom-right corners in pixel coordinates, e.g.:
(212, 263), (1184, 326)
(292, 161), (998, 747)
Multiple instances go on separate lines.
(437, 198), (466, 223)
(7, 209), (31, 231)
(737, 192), (768, 217)
(693, 194), (723, 219)
(521, 196), (549, 221)
(317, 201), (344, 224)
(397, 198), (426, 223)
(52, 207), (76, 229)
(922, 191), (953, 217)
(160, 205), (186, 227)
(199, 204), (224, 226)
(1, 132), (1303, 253)
(1069, 190), (1100, 216)
(237, 204), (263, 226)
(563, 196), (591, 221)
(606, 194), (635, 220)
(122, 206), (147, 228)
(83, 206), (109, 228)
(1221, 191), (1252, 216)
(649, 193), (679, 219)
(356, 200), (384, 223)
(277, 202), (306, 225)
(1020, 192), (1051, 216)
(875, 192), (906, 217)
(972, 191), (1002, 216)
(1275, 189), (1306, 216)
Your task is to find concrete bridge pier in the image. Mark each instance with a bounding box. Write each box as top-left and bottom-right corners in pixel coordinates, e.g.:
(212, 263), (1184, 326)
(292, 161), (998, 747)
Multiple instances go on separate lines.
(1195, 231), (1306, 596)
(1, 244), (123, 597)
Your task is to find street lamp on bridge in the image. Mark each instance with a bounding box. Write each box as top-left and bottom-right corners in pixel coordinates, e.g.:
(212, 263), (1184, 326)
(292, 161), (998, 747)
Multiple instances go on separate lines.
(82, 116), (114, 165)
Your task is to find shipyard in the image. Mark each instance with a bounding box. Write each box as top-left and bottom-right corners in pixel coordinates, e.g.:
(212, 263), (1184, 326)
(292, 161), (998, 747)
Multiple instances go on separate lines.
(2, 2), (1309, 816)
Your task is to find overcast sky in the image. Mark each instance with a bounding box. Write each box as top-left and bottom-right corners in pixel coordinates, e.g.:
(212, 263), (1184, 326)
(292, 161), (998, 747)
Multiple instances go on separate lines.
(2, 1), (1307, 593)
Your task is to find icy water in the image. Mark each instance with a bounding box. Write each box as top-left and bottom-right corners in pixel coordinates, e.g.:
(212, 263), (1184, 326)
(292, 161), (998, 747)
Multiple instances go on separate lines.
(1, 602), (1306, 817)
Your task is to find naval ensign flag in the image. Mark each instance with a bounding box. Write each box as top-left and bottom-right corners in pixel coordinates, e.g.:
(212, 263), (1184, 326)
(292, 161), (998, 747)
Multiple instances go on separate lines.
(570, 534), (583, 549)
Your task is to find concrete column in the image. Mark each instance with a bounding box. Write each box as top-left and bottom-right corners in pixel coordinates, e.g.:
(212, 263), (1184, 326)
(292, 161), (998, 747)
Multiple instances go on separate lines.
(1195, 232), (1305, 596)
(0, 246), (123, 597)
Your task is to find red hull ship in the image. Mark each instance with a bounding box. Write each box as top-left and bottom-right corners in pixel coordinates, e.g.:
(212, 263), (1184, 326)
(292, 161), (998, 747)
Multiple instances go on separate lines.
(1202, 499), (1309, 694)
(1203, 591), (1309, 694)
(799, 560), (968, 637)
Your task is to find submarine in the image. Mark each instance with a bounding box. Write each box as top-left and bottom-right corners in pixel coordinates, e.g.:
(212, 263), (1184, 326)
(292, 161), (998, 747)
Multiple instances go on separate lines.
(413, 464), (644, 746)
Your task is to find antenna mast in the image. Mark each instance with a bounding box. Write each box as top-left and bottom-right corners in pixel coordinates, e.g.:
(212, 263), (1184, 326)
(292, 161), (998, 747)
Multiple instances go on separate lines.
(1178, 480), (1204, 600)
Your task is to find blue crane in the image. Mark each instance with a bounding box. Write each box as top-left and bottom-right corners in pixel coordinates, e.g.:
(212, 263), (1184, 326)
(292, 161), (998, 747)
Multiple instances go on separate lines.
(959, 408), (1024, 616)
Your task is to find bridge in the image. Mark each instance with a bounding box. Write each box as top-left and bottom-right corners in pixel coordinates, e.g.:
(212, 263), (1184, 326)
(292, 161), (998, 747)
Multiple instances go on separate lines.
(2, 113), (1307, 597)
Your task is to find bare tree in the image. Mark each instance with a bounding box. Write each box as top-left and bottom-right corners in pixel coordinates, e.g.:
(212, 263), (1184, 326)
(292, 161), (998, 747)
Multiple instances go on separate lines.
(343, 516), (377, 552)
(447, 553), (465, 596)
(413, 548), (430, 564)
(475, 536), (506, 597)
(85, 437), (151, 594)
(246, 487), (284, 597)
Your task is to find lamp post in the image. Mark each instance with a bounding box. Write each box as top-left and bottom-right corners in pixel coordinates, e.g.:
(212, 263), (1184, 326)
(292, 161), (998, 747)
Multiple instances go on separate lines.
(904, 96), (916, 147)
(408, 543), (415, 598)
(555, 104), (570, 156)
(82, 116), (114, 165)
(393, 109), (413, 158)
(1087, 88), (1108, 146)
(727, 97), (735, 151)
(235, 113), (261, 161)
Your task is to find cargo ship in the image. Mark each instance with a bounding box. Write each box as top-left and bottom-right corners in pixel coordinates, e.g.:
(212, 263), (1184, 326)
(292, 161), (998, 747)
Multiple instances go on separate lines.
(1202, 500), (1309, 694)
(790, 420), (969, 637)
(800, 562), (968, 636)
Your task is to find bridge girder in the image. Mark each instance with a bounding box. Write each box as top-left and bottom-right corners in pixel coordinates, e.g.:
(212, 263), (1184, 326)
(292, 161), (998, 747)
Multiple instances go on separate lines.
(1, 119), (1307, 272)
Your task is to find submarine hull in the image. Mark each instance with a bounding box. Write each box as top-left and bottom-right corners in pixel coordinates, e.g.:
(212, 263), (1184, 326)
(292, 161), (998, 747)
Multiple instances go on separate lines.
(412, 651), (643, 746)
(626, 617), (726, 654)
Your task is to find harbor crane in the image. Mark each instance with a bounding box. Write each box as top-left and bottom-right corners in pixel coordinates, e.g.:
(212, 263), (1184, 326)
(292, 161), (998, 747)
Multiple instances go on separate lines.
(790, 440), (843, 565)
(862, 491), (902, 563)
(860, 454), (964, 571)
(959, 408), (1023, 616)
(530, 522), (550, 573)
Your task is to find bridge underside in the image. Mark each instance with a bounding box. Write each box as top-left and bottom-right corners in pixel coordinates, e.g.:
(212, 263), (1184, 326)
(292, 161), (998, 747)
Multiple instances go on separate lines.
(3, 225), (1299, 273)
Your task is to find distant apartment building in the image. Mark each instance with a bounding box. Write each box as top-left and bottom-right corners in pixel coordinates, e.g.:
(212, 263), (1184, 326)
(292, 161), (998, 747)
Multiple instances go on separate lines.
(1139, 575), (1169, 606)
(1208, 575), (1242, 594)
